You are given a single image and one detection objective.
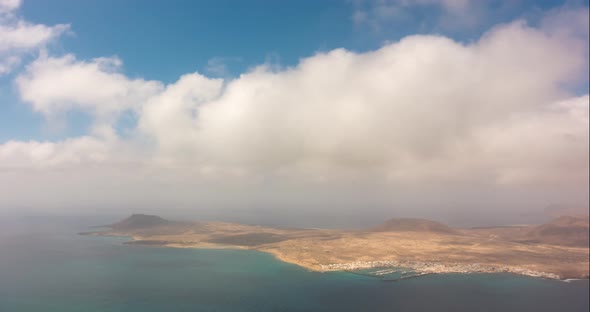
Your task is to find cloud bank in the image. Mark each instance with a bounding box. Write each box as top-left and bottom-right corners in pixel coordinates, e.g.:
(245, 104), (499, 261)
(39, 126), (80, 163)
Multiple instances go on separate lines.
(1, 9), (588, 224)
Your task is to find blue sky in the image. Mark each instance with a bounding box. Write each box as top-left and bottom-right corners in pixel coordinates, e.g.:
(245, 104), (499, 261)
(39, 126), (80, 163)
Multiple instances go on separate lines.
(0, 0), (587, 142)
(17, 0), (581, 79)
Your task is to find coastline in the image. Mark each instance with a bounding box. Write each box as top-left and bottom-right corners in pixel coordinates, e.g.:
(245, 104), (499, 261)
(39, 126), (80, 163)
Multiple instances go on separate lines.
(82, 232), (576, 281)
(260, 248), (565, 280)
(315, 260), (562, 280)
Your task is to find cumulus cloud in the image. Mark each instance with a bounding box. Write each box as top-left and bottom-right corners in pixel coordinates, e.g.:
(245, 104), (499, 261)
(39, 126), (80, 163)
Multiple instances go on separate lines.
(16, 54), (163, 123)
(477, 95), (588, 186)
(0, 0), (68, 75)
(160, 19), (585, 176)
(0, 0), (20, 14)
(0, 135), (116, 169)
(1, 10), (588, 222)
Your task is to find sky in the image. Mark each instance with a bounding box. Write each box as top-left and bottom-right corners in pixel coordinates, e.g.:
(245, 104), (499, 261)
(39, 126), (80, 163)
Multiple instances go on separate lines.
(0, 0), (588, 227)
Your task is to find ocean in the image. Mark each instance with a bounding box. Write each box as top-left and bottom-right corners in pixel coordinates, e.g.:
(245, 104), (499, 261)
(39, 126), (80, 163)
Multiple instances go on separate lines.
(0, 216), (588, 312)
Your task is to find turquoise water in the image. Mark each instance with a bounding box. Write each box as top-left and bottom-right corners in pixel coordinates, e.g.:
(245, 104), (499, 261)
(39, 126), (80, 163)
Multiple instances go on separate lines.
(0, 217), (588, 312)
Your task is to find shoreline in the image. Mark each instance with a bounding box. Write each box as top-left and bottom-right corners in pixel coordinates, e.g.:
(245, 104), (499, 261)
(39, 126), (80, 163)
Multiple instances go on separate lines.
(316, 260), (562, 280)
(81, 232), (582, 281)
(155, 240), (577, 281)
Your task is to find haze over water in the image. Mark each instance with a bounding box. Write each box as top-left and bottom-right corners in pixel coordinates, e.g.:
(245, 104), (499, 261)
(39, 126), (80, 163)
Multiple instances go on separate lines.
(0, 217), (587, 312)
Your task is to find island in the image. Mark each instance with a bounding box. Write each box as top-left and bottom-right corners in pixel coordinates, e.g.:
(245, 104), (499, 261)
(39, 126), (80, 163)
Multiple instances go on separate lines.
(80, 214), (590, 280)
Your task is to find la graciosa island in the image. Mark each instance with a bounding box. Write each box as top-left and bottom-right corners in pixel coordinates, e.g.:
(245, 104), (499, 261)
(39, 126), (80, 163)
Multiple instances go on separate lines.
(81, 214), (590, 281)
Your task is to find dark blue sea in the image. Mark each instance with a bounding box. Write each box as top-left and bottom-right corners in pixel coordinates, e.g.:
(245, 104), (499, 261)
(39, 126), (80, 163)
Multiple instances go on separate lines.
(0, 216), (588, 312)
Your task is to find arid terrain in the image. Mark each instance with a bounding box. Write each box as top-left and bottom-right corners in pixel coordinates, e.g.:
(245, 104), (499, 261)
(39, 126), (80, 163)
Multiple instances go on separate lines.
(81, 214), (590, 280)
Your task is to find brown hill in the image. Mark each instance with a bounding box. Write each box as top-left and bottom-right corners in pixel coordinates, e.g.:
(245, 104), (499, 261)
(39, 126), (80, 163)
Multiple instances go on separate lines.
(523, 216), (589, 247)
(370, 218), (459, 235)
(108, 214), (172, 231)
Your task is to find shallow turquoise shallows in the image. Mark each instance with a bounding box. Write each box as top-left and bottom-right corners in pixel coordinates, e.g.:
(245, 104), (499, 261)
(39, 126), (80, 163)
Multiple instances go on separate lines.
(0, 217), (588, 312)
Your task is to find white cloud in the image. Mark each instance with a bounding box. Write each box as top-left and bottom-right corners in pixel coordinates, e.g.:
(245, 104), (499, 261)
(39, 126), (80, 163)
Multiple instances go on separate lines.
(0, 0), (68, 75)
(171, 20), (585, 175)
(0, 21), (68, 52)
(16, 54), (163, 126)
(0, 0), (20, 14)
(478, 95), (589, 185)
(2, 11), (589, 218)
(0, 136), (114, 169)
